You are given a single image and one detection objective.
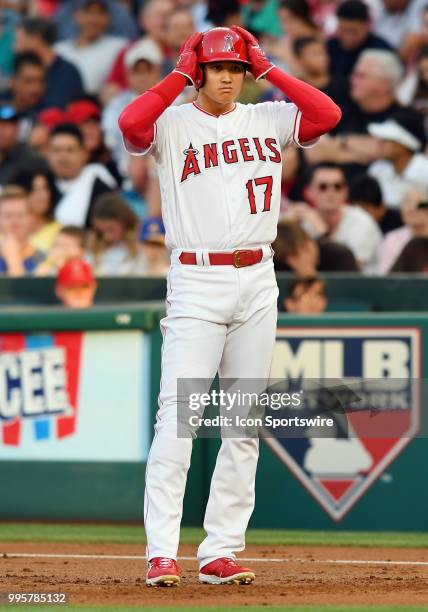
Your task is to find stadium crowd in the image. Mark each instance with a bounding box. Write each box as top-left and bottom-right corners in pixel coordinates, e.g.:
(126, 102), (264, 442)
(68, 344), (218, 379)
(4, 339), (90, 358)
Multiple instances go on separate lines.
(1, 0), (428, 288)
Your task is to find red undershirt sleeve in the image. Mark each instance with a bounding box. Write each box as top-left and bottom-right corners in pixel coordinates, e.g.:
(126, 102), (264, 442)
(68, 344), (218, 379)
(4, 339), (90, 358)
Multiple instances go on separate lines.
(118, 72), (187, 153)
(266, 67), (342, 144)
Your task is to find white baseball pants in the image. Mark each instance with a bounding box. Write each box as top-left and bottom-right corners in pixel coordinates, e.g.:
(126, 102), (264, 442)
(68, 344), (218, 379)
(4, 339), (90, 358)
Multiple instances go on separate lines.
(144, 251), (278, 568)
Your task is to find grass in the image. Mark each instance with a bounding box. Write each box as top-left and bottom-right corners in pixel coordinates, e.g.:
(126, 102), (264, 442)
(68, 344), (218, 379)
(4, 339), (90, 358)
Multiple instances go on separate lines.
(0, 523), (427, 548)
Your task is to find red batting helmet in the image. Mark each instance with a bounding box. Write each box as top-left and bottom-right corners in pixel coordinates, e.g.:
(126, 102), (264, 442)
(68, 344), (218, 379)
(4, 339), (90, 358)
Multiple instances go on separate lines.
(195, 27), (250, 88)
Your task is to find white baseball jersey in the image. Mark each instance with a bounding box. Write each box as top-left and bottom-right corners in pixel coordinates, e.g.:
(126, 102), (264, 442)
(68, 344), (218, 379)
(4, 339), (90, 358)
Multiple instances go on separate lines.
(129, 100), (307, 250)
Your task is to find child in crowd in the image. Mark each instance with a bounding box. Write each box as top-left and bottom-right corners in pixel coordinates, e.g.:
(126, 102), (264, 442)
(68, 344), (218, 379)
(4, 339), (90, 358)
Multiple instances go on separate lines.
(35, 224), (85, 275)
(55, 257), (97, 309)
(87, 192), (147, 275)
(284, 275), (328, 314)
(0, 186), (44, 275)
(139, 216), (169, 277)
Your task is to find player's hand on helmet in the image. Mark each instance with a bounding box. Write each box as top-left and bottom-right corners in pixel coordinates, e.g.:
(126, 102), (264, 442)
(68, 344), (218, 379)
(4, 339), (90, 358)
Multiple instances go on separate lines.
(230, 25), (274, 80)
(174, 31), (203, 87)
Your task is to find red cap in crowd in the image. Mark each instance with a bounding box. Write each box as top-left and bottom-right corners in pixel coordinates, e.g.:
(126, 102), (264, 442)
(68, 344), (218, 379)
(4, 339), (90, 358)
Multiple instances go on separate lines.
(38, 107), (67, 128)
(56, 258), (95, 288)
(67, 100), (101, 124)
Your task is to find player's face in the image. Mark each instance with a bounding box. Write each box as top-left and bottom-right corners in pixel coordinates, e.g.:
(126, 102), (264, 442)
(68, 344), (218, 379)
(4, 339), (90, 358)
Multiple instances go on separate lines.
(201, 62), (245, 106)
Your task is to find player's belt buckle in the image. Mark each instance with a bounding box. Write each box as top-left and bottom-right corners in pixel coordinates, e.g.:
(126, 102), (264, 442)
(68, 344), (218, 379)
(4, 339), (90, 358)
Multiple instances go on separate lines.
(233, 249), (252, 268)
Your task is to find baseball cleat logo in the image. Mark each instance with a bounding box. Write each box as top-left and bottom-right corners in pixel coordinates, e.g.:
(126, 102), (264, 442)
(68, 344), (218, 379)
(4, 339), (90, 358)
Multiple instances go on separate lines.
(223, 33), (235, 53)
(265, 327), (421, 521)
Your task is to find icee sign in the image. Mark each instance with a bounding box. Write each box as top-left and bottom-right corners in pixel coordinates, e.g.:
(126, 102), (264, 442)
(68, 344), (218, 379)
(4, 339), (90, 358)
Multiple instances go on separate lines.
(266, 327), (421, 520)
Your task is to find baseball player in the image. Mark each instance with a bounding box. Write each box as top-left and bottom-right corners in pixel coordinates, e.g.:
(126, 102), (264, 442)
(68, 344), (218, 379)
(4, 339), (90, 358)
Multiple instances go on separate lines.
(119, 26), (341, 586)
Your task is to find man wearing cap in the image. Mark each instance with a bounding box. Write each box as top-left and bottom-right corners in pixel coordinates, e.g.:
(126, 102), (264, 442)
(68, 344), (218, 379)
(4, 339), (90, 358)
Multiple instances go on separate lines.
(0, 105), (47, 186)
(54, 0), (128, 96)
(368, 109), (428, 208)
(102, 38), (163, 173)
(139, 216), (169, 276)
(56, 257), (97, 308)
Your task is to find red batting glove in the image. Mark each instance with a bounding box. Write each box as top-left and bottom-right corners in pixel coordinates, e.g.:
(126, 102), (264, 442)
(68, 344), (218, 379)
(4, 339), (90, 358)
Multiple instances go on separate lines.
(174, 31), (203, 87)
(231, 25), (274, 80)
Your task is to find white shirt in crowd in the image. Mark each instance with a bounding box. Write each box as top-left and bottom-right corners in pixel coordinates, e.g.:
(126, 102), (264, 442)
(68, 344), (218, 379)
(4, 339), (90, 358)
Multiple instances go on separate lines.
(55, 35), (127, 95)
(373, 0), (426, 49)
(378, 225), (412, 274)
(368, 154), (428, 209)
(331, 205), (382, 273)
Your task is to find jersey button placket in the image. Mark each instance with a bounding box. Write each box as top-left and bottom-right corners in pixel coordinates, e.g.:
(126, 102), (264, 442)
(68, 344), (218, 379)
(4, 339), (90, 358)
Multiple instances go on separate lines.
(218, 116), (234, 244)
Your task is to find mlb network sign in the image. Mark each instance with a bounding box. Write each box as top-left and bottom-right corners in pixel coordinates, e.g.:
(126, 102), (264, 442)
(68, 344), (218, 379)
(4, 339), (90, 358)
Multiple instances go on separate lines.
(267, 327), (421, 521)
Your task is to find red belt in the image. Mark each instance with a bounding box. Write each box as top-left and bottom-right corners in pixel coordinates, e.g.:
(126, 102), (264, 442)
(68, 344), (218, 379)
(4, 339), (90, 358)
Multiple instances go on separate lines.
(179, 248), (263, 268)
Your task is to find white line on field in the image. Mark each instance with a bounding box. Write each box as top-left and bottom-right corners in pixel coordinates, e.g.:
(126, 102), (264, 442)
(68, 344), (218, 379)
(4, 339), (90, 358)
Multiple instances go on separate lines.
(2, 552), (428, 567)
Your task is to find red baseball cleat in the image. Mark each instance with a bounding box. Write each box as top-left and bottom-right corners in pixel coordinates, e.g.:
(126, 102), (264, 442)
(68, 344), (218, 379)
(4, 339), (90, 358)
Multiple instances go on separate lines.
(199, 557), (255, 585)
(146, 557), (181, 586)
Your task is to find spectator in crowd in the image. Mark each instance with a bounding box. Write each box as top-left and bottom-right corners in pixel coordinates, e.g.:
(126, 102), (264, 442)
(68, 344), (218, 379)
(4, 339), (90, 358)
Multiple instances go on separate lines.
(87, 192), (147, 275)
(55, 257), (97, 308)
(101, 0), (173, 103)
(0, 11), (15, 92)
(28, 106), (66, 156)
(378, 187), (428, 273)
(266, 0), (320, 74)
(53, 0), (138, 41)
(293, 37), (350, 109)
(205, 0), (237, 28)
(242, 0), (281, 38)
(139, 216), (169, 276)
(67, 99), (121, 184)
(121, 153), (162, 219)
(15, 17), (85, 109)
(284, 275), (328, 314)
(305, 50), (408, 173)
(374, 0), (427, 63)
(397, 44), (428, 132)
(48, 123), (117, 227)
(36, 224), (85, 275)
(367, 110), (428, 209)
(102, 38), (163, 173)
(391, 236), (428, 272)
(273, 219), (359, 273)
(294, 162), (382, 272)
(0, 186), (45, 275)
(1, 52), (46, 119)
(13, 168), (61, 252)
(0, 105), (46, 186)
(349, 173), (402, 234)
(327, 0), (392, 82)
(163, 7), (196, 72)
(54, 0), (128, 97)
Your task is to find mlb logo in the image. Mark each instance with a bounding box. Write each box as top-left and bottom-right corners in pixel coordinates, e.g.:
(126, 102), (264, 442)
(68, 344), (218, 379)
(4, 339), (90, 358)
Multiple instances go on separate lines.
(266, 327), (421, 520)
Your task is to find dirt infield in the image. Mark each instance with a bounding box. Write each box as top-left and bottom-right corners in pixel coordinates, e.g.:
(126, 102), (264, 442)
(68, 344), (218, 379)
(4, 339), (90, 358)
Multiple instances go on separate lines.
(1, 542), (428, 607)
